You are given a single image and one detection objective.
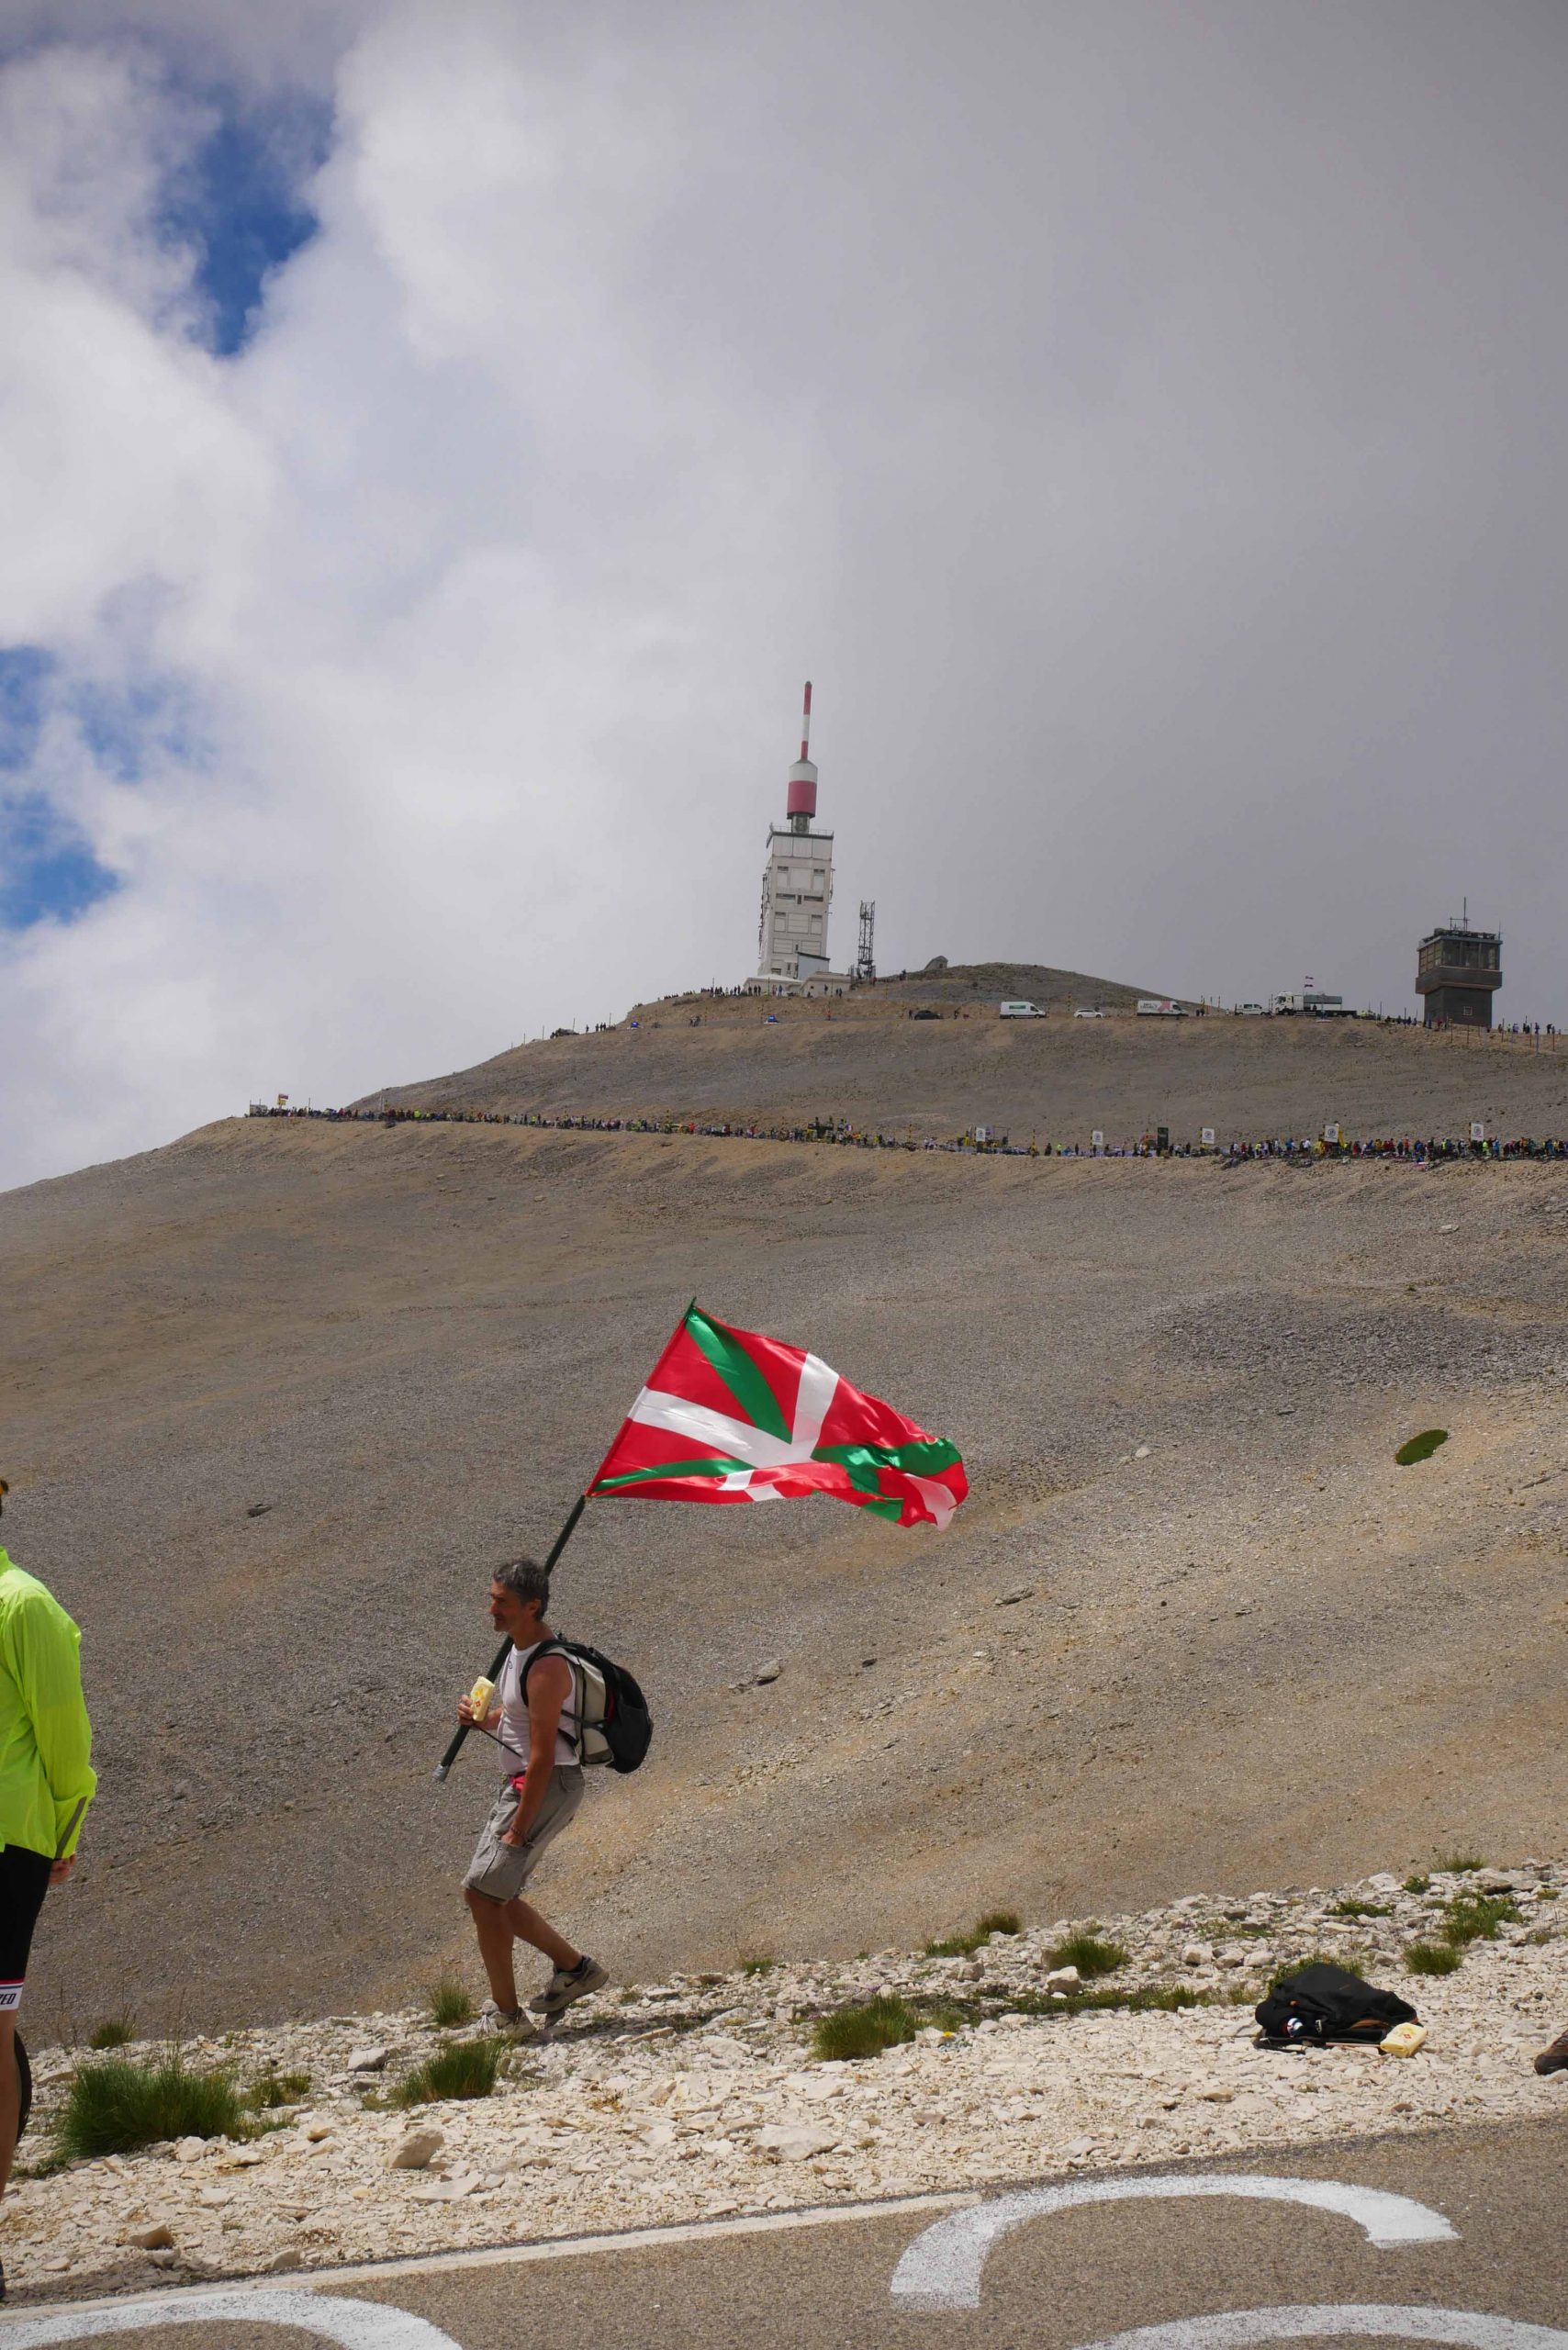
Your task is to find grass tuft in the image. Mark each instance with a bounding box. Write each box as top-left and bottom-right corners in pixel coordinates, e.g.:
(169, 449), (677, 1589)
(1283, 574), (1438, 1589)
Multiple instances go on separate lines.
(1437, 1852), (1484, 1875)
(86, 2016), (136, 2052)
(1395, 1428), (1449, 1466)
(1442, 1891), (1519, 1947)
(1328, 1898), (1391, 1919)
(1268, 1952), (1367, 1991)
(1403, 1874), (1431, 1895)
(56, 2054), (247, 2163)
(740, 1953), (777, 1976)
(394, 2039), (502, 2107)
(1406, 1941), (1464, 1976)
(924, 1908), (1024, 1959)
(1046, 1930), (1127, 1979)
(425, 1978), (476, 2030)
(247, 2068), (311, 2110)
(976, 1908), (1023, 1939)
(1014, 1983), (1201, 2018)
(812, 1995), (920, 2061)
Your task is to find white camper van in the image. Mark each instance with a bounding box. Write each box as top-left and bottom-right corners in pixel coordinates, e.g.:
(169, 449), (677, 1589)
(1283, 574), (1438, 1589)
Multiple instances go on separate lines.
(999, 1001), (1045, 1018)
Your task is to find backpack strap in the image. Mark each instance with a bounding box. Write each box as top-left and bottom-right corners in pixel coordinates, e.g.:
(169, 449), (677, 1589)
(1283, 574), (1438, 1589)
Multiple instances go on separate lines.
(519, 1639), (585, 1763)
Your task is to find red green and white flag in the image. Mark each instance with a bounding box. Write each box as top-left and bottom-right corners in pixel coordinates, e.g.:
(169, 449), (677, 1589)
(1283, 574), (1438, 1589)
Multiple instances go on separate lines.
(585, 1304), (968, 1528)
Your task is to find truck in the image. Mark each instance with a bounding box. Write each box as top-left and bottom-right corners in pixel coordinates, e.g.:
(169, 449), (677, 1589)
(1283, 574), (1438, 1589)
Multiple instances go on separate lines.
(1136, 998), (1188, 1017)
(1271, 990), (1354, 1017)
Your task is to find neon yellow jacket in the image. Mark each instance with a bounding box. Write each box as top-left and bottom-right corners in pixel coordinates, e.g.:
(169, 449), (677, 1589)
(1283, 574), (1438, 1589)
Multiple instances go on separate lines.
(0, 1551), (96, 1860)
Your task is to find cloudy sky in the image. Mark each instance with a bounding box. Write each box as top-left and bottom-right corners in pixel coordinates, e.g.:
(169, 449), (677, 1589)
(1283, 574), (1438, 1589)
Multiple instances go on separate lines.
(3, 0), (1565, 1187)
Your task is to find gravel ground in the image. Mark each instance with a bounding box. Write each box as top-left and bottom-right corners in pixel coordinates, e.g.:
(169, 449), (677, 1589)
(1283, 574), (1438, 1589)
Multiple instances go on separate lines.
(6, 1860), (1565, 2307)
(4, 1018), (1567, 2033)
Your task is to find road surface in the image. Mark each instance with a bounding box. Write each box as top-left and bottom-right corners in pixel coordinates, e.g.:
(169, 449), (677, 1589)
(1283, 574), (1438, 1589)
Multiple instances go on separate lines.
(3, 2115), (1565, 2348)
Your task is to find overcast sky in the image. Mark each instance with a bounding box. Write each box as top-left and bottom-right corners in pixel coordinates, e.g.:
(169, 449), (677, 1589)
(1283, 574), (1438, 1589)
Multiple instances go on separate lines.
(3, 0), (1566, 1188)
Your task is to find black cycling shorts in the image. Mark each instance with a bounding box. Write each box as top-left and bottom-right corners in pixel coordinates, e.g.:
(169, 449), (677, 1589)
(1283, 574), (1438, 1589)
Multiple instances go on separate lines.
(0, 1843), (51, 2014)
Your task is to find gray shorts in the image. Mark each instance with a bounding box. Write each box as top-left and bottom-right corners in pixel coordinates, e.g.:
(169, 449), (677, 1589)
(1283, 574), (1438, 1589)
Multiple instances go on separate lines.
(463, 1767), (585, 1903)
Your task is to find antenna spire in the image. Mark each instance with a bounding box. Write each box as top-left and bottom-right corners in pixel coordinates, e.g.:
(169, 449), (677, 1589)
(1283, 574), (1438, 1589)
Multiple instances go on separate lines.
(786, 681), (818, 830)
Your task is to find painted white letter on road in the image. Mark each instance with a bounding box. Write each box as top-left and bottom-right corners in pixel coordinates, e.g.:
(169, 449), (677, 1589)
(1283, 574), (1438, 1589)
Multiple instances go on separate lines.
(890, 2174), (1457, 2309)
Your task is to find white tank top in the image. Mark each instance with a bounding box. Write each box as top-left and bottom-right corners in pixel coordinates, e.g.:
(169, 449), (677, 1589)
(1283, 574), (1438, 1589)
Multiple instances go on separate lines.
(497, 1639), (580, 1770)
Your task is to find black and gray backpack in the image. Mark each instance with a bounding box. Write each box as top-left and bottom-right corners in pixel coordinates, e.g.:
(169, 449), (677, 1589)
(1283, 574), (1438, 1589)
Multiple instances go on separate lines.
(521, 1638), (653, 1774)
(1255, 1962), (1417, 2046)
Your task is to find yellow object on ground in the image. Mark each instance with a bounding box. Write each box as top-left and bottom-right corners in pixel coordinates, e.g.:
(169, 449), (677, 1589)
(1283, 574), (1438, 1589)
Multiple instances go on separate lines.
(1381, 2021), (1428, 2056)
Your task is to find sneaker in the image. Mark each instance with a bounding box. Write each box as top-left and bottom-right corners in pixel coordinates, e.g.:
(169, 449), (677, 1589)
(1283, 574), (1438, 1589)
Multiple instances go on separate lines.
(529, 1955), (609, 2018)
(1534, 2028), (1568, 2076)
(475, 1998), (523, 2037)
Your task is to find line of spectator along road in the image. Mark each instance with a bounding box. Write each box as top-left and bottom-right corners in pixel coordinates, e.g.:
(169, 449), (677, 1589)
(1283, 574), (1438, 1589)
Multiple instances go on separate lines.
(246, 1103), (1568, 1164)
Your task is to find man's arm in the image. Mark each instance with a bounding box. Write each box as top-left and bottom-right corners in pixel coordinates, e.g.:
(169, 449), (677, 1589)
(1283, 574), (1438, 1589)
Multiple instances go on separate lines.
(8, 1591), (96, 1862)
(501, 1654), (573, 1847)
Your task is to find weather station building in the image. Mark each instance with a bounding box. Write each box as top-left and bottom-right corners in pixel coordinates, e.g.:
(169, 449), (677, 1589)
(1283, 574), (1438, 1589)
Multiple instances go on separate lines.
(746, 683), (853, 997)
(1416, 911), (1503, 1028)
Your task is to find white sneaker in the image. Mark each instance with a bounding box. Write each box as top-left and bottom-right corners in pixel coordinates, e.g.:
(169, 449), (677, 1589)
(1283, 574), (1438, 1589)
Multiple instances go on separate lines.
(474, 1998), (522, 2036)
(529, 1956), (609, 2018)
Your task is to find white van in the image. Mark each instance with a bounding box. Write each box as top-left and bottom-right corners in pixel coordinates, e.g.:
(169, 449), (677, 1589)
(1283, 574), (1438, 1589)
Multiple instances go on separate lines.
(1237, 1002), (1266, 1016)
(999, 1001), (1045, 1018)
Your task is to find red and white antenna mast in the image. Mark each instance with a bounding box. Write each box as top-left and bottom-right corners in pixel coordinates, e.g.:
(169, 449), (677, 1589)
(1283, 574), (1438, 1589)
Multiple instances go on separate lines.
(786, 679), (818, 833)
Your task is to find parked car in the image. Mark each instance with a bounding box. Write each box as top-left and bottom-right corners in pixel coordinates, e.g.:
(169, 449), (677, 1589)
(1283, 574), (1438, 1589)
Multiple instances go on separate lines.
(1073, 1007), (1106, 1019)
(1237, 1002), (1266, 1016)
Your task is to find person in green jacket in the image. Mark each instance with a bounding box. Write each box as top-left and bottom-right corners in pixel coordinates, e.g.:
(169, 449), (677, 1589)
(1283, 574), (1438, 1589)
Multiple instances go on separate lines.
(0, 1486), (95, 2291)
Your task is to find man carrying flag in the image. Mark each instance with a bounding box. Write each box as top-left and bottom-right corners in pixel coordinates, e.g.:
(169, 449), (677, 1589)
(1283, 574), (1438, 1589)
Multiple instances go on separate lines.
(442, 1306), (965, 2017)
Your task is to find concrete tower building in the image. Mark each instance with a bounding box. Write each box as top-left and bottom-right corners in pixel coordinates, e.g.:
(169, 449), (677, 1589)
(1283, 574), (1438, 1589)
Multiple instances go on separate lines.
(756, 682), (838, 985)
(1416, 910), (1502, 1027)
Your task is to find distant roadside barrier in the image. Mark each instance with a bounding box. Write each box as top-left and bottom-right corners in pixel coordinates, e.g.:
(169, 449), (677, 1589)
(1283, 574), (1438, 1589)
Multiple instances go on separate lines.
(245, 1103), (1568, 1164)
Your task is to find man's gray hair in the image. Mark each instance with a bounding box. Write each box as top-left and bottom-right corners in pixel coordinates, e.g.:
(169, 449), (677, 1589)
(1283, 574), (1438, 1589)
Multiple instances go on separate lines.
(494, 1555), (550, 1612)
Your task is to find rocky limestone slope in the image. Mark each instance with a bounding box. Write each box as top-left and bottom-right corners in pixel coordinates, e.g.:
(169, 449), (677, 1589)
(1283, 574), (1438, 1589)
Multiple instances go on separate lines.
(6, 1860), (1565, 2308)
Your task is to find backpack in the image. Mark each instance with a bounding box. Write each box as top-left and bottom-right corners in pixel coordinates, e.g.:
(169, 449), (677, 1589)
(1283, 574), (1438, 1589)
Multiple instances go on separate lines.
(1254, 1962), (1417, 2047)
(521, 1638), (653, 1774)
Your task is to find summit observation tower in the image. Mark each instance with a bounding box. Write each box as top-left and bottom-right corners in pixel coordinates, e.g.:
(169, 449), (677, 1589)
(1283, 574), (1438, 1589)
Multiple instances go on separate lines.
(750, 684), (849, 996)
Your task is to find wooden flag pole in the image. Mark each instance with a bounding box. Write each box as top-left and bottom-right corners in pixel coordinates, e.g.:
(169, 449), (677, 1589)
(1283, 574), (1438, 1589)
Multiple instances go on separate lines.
(432, 1493), (588, 1783)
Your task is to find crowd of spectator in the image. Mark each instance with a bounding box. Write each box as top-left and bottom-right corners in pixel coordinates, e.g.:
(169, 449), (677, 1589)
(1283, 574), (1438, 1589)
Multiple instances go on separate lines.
(246, 1102), (1568, 1164)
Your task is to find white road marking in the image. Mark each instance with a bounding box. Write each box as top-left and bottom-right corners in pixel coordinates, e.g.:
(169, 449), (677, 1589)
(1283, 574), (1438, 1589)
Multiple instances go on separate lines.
(1069, 2306), (1568, 2350)
(0, 2187), (974, 2330)
(890, 2175), (1458, 2308)
(0, 2286), (461, 2347)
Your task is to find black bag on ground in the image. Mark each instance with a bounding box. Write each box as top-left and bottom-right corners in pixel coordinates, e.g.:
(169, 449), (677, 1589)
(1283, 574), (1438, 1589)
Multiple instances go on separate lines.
(1255, 1963), (1417, 2046)
(522, 1638), (653, 1774)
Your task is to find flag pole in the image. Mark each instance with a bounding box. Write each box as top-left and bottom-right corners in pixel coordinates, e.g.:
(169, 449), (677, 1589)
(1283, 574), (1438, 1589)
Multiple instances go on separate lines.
(434, 1306), (695, 1781)
(432, 1493), (588, 1783)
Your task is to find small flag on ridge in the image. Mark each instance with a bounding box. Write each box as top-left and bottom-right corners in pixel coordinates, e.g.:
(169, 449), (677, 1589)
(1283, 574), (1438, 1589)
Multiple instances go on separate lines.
(586, 1304), (968, 1529)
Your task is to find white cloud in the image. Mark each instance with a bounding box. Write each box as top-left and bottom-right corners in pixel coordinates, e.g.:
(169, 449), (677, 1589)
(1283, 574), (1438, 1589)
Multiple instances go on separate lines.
(4, 0), (1568, 1189)
(0, 7), (823, 1185)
